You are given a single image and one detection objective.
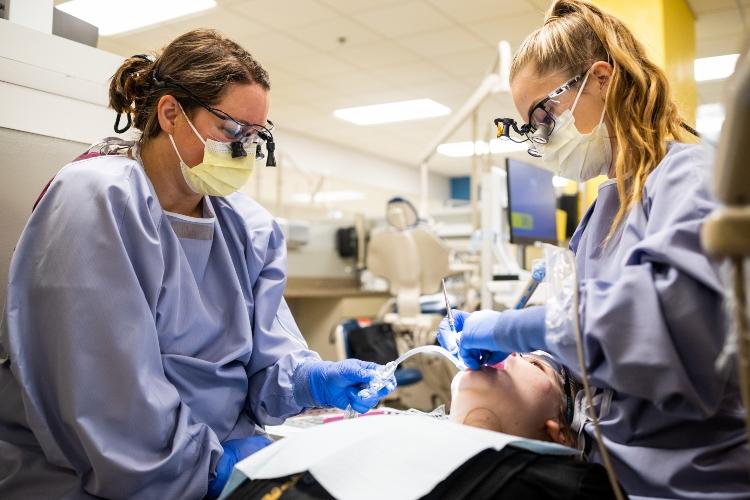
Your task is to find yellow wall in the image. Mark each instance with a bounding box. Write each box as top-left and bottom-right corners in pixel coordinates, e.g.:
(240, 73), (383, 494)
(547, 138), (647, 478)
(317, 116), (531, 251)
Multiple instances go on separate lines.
(595, 0), (697, 124)
(580, 0), (697, 213)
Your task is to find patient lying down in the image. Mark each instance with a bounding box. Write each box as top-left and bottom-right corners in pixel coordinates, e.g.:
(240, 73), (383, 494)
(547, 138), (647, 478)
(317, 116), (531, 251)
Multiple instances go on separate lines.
(222, 352), (623, 500)
(449, 351), (578, 447)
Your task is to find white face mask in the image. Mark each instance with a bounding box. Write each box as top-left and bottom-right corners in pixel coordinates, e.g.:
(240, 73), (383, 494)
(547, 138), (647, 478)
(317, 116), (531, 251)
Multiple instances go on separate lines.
(168, 104), (256, 197)
(536, 70), (612, 182)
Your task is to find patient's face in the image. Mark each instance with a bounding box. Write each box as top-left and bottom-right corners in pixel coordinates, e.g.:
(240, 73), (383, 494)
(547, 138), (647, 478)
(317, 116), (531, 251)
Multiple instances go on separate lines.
(449, 353), (563, 441)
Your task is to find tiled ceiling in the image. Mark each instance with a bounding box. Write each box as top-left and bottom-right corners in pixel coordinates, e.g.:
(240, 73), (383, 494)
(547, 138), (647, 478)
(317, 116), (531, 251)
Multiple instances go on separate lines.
(83, 0), (747, 175)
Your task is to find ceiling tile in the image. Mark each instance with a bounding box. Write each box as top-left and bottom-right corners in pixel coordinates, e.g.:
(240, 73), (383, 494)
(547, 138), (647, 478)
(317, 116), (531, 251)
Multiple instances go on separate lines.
(316, 0), (405, 15)
(224, 0), (340, 30)
(263, 64), (304, 86)
(687, 0), (746, 16)
(427, 0), (537, 24)
(695, 9), (746, 41)
(417, 80), (476, 101)
(156, 6), (272, 42)
(288, 16), (382, 51)
(271, 80), (341, 107)
(433, 47), (498, 79)
(99, 26), (175, 54)
(96, 37), (141, 58)
(397, 26), (489, 58)
(465, 12), (544, 49)
(371, 60), (452, 87)
(353, 1), (454, 38)
(274, 52), (358, 78)
(236, 31), (317, 65)
(332, 40), (421, 69)
(268, 102), (323, 129)
(312, 71), (390, 101)
(99, 6), (273, 53)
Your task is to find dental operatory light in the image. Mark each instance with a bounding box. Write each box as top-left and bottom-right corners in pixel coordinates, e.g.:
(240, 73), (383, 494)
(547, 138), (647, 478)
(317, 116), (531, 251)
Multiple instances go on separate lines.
(694, 54), (740, 82)
(437, 139), (527, 157)
(57, 0), (217, 36)
(333, 99), (450, 125)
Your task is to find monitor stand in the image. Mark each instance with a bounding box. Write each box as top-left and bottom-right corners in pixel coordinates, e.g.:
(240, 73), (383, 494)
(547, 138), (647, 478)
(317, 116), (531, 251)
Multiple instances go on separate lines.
(480, 168), (523, 309)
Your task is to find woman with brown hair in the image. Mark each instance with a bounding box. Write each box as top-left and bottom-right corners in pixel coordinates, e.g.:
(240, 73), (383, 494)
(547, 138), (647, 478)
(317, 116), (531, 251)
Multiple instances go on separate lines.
(0, 29), (394, 499)
(439, 1), (749, 497)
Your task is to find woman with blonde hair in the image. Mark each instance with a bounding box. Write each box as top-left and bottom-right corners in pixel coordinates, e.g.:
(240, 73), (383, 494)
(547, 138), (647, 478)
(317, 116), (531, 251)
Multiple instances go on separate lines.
(439, 1), (749, 497)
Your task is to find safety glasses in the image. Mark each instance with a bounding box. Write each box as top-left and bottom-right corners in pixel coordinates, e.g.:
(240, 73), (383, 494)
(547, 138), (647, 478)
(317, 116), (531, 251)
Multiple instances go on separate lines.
(200, 101), (275, 147)
(527, 73), (584, 136)
(494, 71), (585, 157)
(153, 73), (276, 164)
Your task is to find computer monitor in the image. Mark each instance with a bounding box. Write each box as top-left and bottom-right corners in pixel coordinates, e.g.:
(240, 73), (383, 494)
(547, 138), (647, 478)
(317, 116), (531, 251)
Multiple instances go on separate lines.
(505, 158), (558, 245)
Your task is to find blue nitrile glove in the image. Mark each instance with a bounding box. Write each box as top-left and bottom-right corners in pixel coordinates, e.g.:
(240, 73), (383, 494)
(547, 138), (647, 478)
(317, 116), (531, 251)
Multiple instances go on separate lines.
(436, 310), (472, 357)
(206, 435), (273, 499)
(293, 359), (397, 413)
(455, 306), (547, 370)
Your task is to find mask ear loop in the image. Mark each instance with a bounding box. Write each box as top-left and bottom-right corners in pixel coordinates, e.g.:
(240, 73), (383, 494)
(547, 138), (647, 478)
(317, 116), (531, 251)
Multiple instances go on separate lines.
(176, 102), (206, 146)
(569, 69), (591, 114)
(167, 103), (196, 167)
(167, 134), (187, 166)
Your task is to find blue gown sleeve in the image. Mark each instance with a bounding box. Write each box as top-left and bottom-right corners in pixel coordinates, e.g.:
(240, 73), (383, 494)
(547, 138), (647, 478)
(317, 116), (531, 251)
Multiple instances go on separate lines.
(239, 209), (321, 425)
(3, 159), (222, 498)
(546, 146), (729, 419)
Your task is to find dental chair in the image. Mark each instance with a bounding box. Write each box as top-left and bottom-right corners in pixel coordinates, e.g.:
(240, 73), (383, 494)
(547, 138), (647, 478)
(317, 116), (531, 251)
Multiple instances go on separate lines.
(363, 197), (456, 409)
(366, 197), (452, 328)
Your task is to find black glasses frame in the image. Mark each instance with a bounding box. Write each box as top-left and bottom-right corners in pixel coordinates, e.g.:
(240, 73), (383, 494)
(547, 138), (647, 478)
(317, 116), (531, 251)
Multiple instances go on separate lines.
(493, 71), (586, 157)
(153, 73), (276, 165)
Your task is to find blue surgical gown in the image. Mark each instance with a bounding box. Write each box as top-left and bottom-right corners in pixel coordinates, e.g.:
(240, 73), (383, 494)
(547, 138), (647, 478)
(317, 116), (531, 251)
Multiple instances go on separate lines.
(0, 152), (320, 499)
(545, 142), (750, 498)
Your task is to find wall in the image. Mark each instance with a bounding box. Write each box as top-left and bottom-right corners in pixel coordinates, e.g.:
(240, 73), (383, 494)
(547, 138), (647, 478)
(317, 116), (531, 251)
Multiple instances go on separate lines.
(0, 128), (88, 306)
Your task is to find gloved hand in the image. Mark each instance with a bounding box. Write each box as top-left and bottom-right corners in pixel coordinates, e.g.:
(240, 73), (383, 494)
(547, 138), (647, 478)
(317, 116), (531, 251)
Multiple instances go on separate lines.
(296, 359), (397, 413)
(440, 306), (547, 370)
(206, 435), (273, 499)
(436, 310), (472, 356)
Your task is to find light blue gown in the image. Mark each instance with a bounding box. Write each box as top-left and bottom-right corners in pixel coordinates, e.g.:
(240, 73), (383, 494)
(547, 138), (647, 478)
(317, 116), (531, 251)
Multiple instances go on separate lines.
(546, 143), (750, 498)
(0, 151), (320, 499)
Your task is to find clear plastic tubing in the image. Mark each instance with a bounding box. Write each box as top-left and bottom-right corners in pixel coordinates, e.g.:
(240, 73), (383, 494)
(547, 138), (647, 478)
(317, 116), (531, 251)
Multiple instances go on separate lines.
(392, 344), (466, 371)
(361, 345), (466, 398)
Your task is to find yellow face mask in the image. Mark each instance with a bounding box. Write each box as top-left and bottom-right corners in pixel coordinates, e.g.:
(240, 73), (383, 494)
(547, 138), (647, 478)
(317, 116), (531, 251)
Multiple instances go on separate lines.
(168, 105), (255, 197)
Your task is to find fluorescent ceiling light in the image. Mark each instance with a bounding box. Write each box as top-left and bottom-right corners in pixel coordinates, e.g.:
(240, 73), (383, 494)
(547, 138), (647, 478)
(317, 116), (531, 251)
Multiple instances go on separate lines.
(694, 54), (740, 82)
(437, 139), (528, 158)
(57, 0), (217, 36)
(334, 99), (450, 125)
(291, 190), (365, 204)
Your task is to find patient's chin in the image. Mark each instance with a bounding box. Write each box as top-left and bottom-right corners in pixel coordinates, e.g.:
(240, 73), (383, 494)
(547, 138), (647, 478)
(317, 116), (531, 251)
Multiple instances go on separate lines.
(452, 367), (501, 394)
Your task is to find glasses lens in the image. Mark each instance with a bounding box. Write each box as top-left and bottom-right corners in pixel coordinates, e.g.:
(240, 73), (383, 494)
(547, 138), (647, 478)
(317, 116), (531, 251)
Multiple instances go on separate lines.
(222, 121), (266, 145)
(529, 106), (550, 129)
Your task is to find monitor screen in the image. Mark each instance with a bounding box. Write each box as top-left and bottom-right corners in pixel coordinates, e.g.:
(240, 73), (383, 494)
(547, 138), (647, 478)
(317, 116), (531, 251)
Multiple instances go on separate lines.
(505, 158), (558, 245)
